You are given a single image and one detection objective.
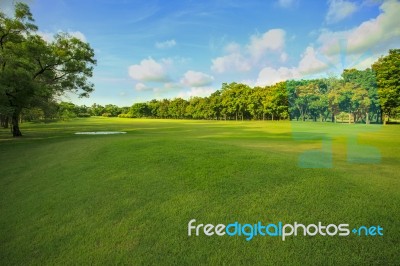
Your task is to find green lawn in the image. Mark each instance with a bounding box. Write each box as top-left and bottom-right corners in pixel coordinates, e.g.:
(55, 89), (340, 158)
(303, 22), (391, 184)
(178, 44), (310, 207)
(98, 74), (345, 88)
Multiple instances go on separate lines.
(0, 117), (399, 265)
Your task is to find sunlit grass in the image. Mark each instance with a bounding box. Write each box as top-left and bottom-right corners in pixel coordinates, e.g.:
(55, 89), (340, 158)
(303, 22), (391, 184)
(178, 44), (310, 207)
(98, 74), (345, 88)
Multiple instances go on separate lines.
(0, 118), (399, 264)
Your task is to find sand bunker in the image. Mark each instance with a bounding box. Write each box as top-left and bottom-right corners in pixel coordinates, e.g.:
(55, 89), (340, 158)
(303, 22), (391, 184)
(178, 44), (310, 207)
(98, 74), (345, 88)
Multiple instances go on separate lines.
(75, 131), (127, 135)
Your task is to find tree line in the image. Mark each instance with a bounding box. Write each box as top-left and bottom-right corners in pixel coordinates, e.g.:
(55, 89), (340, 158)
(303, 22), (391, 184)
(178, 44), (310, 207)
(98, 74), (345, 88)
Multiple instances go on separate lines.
(120, 50), (399, 124)
(2, 49), (399, 129)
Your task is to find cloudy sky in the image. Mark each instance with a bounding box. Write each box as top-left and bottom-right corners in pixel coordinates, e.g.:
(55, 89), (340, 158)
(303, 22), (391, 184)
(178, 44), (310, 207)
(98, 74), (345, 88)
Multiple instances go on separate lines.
(1, 0), (400, 106)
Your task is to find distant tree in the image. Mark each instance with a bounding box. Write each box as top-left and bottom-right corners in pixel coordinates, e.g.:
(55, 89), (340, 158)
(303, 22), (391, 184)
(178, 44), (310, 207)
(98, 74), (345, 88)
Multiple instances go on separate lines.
(268, 82), (289, 120)
(59, 102), (77, 120)
(169, 98), (188, 119)
(130, 102), (150, 118)
(104, 104), (121, 117)
(372, 49), (400, 124)
(90, 103), (104, 116)
(248, 87), (264, 120)
(351, 86), (370, 123)
(209, 90), (222, 120)
(220, 82), (251, 120)
(186, 97), (204, 119)
(342, 68), (379, 123)
(157, 99), (170, 118)
(148, 99), (160, 118)
(294, 81), (319, 121)
(286, 80), (303, 120)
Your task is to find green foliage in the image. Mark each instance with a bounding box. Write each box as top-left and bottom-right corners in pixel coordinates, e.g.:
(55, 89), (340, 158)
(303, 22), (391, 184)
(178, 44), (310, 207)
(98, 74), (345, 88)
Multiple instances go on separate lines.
(90, 103), (105, 116)
(0, 2), (96, 136)
(104, 104), (121, 117)
(372, 49), (400, 122)
(129, 102), (151, 118)
(102, 112), (112, 117)
(120, 69), (379, 124)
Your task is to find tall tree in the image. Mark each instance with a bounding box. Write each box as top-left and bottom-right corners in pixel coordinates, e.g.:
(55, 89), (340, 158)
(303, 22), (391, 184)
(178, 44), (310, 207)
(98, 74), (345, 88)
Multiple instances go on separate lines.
(342, 68), (379, 123)
(0, 3), (96, 136)
(372, 49), (400, 124)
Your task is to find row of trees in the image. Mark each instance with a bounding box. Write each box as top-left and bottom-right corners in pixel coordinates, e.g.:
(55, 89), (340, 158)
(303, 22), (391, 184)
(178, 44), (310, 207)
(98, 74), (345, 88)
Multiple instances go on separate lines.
(123, 82), (288, 121)
(121, 51), (399, 124)
(6, 49), (398, 128)
(16, 102), (128, 121)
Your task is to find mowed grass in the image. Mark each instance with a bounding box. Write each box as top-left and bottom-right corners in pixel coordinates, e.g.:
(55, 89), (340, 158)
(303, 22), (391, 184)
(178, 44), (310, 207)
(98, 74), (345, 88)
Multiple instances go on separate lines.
(0, 117), (399, 265)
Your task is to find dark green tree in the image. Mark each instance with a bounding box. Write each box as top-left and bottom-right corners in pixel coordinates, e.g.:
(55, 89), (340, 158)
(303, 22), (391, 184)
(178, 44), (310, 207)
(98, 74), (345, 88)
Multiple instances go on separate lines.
(372, 49), (400, 124)
(0, 3), (96, 136)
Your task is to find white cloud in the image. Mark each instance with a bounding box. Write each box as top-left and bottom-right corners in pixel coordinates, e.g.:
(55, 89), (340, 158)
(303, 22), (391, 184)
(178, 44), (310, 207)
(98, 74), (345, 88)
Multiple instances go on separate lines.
(350, 54), (379, 70)
(278, 0), (296, 8)
(326, 0), (358, 24)
(180, 71), (214, 87)
(280, 52), (288, 62)
(128, 58), (170, 82)
(164, 82), (183, 90)
(38, 30), (87, 42)
(298, 46), (329, 74)
(256, 67), (300, 86)
(211, 29), (287, 73)
(177, 87), (215, 99)
(152, 82), (184, 96)
(211, 53), (252, 73)
(68, 31), (87, 42)
(250, 1), (400, 87)
(320, 0), (400, 55)
(136, 82), (183, 96)
(135, 82), (152, 91)
(37, 31), (54, 43)
(155, 39), (176, 49)
(240, 79), (256, 87)
(247, 29), (286, 60)
(224, 42), (241, 53)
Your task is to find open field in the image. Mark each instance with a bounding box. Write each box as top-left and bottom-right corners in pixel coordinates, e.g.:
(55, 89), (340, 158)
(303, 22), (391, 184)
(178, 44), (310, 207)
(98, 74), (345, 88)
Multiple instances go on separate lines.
(0, 117), (399, 265)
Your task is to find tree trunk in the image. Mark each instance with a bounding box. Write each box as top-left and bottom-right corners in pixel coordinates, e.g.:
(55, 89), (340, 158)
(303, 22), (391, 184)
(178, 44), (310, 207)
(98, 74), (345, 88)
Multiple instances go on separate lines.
(0, 115), (9, 128)
(366, 112), (369, 124)
(383, 114), (387, 125)
(11, 111), (22, 137)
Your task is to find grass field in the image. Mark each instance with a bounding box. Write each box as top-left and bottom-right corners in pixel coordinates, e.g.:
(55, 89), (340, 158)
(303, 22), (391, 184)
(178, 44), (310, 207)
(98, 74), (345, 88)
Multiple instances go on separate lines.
(0, 117), (399, 265)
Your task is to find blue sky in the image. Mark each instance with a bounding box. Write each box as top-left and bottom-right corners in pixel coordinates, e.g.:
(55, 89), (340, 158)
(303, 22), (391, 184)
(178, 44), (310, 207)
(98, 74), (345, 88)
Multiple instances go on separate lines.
(1, 0), (399, 106)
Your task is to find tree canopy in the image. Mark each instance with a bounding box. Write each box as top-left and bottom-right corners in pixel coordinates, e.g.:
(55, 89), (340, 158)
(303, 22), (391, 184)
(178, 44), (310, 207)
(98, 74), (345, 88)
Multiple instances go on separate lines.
(0, 2), (96, 136)
(372, 49), (400, 123)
